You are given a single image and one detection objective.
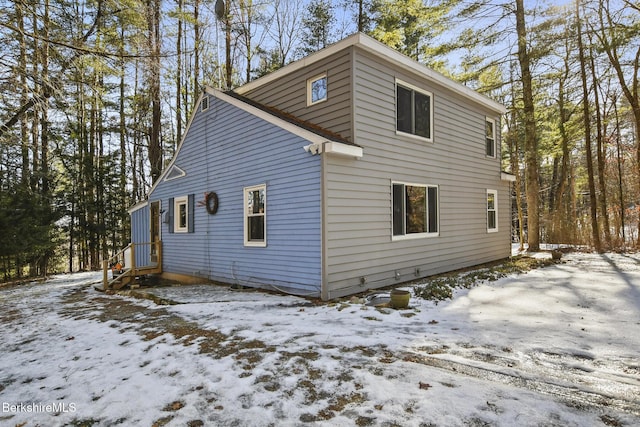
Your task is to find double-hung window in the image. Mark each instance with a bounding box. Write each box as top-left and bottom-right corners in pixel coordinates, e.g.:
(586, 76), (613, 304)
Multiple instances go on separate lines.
(169, 194), (194, 234)
(396, 80), (433, 141)
(486, 118), (496, 157)
(487, 189), (498, 232)
(392, 182), (439, 238)
(244, 184), (266, 246)
(174, 196), (189, 233)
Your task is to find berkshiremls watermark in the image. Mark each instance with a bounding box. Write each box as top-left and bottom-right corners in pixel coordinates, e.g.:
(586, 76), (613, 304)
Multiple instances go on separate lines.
(2, 401), (77, 414)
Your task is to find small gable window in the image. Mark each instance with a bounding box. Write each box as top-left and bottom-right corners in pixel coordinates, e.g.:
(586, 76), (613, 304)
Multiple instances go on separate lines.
(396, 80), (433, 141)
(307, 73), (327, 106)
(201, 95), (209, 111)
(486, 118), (496, 157)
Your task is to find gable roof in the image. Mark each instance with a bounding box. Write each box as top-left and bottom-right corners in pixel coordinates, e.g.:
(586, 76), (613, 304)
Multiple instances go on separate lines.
(235, 32), (506, 115)
(224, 90), (357, 147)
(147, 87), (362, 197)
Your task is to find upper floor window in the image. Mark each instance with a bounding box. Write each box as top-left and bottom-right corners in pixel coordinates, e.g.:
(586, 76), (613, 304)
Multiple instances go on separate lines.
(307, 73), (327, 106)
(486, 118), (496, 157)
(201, 95), (209, 112)
(487, 189), (498, 232)
(396, 80), (433, 141)
(392, 182), (439, 239)
(244, 184), (266, 247)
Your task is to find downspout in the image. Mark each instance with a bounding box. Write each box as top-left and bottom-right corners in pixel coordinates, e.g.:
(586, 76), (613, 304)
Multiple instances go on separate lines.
(322, 45), (359, 300)
(320, 145), (329, 300)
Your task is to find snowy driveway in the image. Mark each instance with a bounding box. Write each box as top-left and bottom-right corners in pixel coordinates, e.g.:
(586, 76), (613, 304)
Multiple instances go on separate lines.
(0, 252), (639, 426)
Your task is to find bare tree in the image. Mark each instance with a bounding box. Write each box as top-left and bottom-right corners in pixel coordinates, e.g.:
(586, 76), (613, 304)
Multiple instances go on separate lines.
(592, 0), (640, 245)
(576, 0), (601, 251)
(515, 0), (540, 251)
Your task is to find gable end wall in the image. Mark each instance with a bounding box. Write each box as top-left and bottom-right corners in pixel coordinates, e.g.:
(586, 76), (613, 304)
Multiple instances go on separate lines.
(323, 48), (511, 298)
(241, 48), (353, 142)
(149, 95), (323, 295)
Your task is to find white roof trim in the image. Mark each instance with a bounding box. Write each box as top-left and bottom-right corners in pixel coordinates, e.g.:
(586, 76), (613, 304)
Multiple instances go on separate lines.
(236, 32), (506, 115)
(324, 142), (363, 159)
(148, 88), (358, 198)
(128, 200), (148, 214)
(205, 87), (345, 146)
(147, 92), (207, 196)
(501, 172), (516, 182)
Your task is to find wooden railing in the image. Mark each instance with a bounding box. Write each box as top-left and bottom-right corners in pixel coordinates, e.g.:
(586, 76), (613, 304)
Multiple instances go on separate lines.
(102, 241), (162, 290)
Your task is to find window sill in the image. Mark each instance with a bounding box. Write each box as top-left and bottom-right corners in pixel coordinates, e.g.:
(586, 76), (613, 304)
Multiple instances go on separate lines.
(395, 130), (433, 144)
(392, 232), (439, 241)
(307, 97), (327, 107)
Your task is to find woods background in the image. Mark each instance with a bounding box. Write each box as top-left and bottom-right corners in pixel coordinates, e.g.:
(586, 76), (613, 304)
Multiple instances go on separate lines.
(0, 0), (638, 280)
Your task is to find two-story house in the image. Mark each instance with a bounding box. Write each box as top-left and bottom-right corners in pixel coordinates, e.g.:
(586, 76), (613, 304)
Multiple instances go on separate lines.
(127, 32), (512, 300)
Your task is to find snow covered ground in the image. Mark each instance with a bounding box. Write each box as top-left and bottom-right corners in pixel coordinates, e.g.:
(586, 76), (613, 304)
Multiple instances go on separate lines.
(1, 251), (639, 426)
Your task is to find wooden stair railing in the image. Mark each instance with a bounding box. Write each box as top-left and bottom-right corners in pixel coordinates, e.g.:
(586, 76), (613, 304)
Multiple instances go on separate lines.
(102, 242), (162, 290)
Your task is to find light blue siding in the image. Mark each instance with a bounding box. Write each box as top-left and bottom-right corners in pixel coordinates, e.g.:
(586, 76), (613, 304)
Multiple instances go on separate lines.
(148, 94), (323, 295)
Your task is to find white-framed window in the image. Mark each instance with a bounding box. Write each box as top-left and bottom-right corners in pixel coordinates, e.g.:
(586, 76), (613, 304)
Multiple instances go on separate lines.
(392, 182), (439, 239)
(486, 118), (496, 157)
(163, 165), (186, 182)
(307, 73), (328, 106)
(396, 79), (433, 141)
(174, 196), (189, 233)
(487, 189), (498, 232)
(201, 95), (209, 112)
(244, 184), (266, 247)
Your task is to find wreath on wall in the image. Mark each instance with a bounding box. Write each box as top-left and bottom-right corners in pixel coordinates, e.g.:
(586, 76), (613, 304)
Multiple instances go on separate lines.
(205, 192), (218, 215)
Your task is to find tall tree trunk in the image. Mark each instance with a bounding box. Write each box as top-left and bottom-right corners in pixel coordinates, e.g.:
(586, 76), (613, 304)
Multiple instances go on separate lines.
(510, 108), (526, 251)
(508, 61), (525, 250)
(147, 0), (163, 184)
(576, 0), (601, 251)
(17, 0), (29, 188)
(554, 103), (571, 242)
(39, 0), (51, 275)
(225, 0), (232, 89)
(96, 71), (107, 267)
(77, 77), (89, 271)
(595, 0), (640, 246)
(88, 75), (98, 270)
(194, 0), (200, 94)
(589, 42), (611, 248)
(612, 96), (626, 245)
(30, 7), (40, 195)
(553, 40), (572, 243)
(176, 0), (183, 145)
(515, 0), (540, 251)
(119, 26), (128, 249)
(16, 0), (29, 277)
(132, 59), (141, 201)
(238, 0), (257, 83)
